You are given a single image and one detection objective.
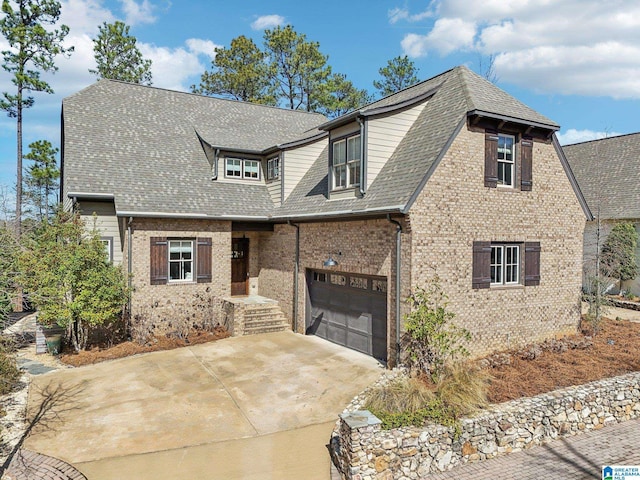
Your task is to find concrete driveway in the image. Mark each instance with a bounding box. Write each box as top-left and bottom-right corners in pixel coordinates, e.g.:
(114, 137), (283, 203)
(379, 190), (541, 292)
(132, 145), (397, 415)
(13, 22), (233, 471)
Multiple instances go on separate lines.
(24, 331), (383, 479)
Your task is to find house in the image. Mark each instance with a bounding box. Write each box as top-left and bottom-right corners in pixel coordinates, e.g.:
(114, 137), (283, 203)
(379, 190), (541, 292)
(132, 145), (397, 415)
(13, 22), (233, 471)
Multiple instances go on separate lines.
(563, 133), (640, 296)
(60, 65), (591, 364)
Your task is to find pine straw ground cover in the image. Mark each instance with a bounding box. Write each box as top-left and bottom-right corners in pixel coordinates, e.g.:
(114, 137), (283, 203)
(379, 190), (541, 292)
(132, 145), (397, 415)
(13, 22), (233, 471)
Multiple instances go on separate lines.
(484, 317), (640, 403)
(59, 325), (230, 367)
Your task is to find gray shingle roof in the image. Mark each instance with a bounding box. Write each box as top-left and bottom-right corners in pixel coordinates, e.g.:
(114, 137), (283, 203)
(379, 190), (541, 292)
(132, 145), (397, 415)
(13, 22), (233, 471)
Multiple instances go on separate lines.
(563, 133), (640, 220)
(63, 67), (561, 220)
(62, 79), (324, 217)
(276, 66), (556, 218)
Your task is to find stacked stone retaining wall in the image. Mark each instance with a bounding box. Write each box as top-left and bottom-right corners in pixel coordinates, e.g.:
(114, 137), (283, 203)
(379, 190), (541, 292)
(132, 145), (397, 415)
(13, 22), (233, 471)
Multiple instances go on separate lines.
(331, 371), (640, 479)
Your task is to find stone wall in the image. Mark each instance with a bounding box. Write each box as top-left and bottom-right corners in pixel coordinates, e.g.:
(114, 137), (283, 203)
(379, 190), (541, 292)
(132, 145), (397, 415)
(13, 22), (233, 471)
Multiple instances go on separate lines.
(331, 371), (640, 479)
(408, 125), (586, 357)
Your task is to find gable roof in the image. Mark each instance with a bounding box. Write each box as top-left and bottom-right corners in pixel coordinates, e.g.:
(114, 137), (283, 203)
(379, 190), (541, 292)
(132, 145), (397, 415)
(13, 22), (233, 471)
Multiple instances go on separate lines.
(62, 66), (570, 221)
(276, 66), (560, 219)
(62, 79), (324, 217)
(563, 132), (640, 220)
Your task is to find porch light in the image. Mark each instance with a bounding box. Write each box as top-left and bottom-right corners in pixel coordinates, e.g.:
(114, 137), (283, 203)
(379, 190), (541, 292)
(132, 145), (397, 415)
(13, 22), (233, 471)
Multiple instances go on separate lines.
(323, 252), (340, 267)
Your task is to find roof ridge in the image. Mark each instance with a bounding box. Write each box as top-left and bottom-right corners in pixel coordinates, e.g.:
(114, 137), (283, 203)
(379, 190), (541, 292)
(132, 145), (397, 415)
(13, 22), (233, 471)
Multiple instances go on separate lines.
(563, 131), (640, 147)
(70, 78), (326, 119)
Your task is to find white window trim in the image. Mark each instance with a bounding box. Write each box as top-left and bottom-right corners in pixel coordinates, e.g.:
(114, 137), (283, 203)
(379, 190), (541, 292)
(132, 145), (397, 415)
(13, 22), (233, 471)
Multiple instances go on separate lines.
(225, 157), (261, 181)
(497, 134), (515, 188)
(267, 157), (280, 180)
(490, 244), (520, 286)
(331, 134), (360, 190)
(101, 237), (113, 263)
(168, 239), (194, 283)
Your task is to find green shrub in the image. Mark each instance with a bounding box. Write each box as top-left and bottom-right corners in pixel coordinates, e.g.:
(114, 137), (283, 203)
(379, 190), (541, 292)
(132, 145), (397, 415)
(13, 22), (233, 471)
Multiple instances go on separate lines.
(437, 362), (490, 417)
(402, 277), (471, 382)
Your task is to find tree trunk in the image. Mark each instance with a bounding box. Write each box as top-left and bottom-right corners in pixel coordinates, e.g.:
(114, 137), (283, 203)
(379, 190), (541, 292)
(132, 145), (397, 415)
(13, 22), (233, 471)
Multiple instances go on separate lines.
(16, 86), (22, 239)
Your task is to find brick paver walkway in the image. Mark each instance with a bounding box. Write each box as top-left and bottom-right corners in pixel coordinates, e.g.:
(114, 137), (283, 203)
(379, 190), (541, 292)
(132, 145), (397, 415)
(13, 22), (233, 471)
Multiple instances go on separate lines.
(3, 449), (86, 480)
(426, 418), (640, 480)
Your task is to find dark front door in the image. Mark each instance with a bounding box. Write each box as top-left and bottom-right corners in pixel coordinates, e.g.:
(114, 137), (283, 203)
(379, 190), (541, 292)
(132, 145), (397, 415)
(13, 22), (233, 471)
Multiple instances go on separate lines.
(231, 238), (249, 296)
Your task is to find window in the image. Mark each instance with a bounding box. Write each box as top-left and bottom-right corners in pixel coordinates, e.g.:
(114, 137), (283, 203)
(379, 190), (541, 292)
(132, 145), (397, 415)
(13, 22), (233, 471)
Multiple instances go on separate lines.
(332, 134), (360, 189)
(473, 241), (540, 289)
(497, 134), (515, 187)
(267, 157), (280, 180)
(101, 237), (113, 262)
(485, 131), (533, 190)
(225, 158), (261, 180)
(150, 237), (212, 285)
(226, 158), (241, 178)
(169, 240), (193, 282)
(490, 245), (519, 285)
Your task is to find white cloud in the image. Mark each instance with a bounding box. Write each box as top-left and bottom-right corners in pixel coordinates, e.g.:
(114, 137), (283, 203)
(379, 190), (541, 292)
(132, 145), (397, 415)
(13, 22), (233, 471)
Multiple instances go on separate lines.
(186, 38), (221, 60)
(139, 43), (206, 91)
(250, 14), (285, 31)
(119, 0), (157, 25)
(401, 18), (476, 57)
(388, 7), (432, 24)
(397, 0), (640, 98)
(557, 129), (623, 145)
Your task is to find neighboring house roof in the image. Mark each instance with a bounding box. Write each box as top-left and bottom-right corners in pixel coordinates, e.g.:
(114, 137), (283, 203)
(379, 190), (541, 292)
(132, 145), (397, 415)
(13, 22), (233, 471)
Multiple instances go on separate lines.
(563, 132), (640, 220)
(62, 65), (572, 220)
(276, 65), (559, 219)
(62, 79), (325, 217)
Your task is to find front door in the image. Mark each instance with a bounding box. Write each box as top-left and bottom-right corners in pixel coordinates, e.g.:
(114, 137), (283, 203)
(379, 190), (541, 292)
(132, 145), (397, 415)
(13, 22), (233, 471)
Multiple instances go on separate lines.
(231, 238), (249, 296)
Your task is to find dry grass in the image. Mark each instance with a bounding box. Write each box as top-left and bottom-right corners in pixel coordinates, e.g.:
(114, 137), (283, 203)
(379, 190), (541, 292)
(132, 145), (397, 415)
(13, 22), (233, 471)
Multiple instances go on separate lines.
(365, 376), (436, 414)
(485, 317), (640, 403)
(437, 362), (490, 416)
(60, 325), (229, 367)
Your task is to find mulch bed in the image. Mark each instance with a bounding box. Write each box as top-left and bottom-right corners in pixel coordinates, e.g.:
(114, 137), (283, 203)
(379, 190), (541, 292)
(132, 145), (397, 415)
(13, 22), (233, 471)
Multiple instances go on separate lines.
(485, 317), (640, 403)
(59, 326), (230, 367)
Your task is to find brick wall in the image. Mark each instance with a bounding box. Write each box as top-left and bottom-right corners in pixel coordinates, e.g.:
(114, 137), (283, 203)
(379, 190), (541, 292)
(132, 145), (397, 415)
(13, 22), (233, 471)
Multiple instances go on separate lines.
(408, 125), (586, 356)
(125, 218), (231, 339)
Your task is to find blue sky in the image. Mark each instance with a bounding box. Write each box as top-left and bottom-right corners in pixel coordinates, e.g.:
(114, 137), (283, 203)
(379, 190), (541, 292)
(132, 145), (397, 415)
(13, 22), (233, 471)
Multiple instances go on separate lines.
(1, 0), (639, 195)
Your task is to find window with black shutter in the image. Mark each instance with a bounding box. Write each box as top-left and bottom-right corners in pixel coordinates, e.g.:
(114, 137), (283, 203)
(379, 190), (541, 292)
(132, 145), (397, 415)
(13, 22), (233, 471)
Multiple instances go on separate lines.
(484, 132), (498, 188)
(473, 241), (540, 289)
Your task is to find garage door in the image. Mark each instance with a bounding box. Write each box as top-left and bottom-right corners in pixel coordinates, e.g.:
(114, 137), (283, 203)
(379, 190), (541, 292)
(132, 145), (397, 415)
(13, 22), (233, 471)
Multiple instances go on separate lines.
(306, 269), (387, 361)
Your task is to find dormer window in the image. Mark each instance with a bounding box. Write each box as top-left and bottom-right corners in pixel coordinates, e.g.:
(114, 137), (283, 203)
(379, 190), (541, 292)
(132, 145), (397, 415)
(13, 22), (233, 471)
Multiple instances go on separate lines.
(267, 157), (280, 180)
(225, 157), (261, 180)
(332, 134), (360, 190)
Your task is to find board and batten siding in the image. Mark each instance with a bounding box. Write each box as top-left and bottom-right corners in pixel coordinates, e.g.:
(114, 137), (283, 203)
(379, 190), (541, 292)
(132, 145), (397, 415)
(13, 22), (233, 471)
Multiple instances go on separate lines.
(366, 100), (428, 188)
(78, 201), (123, 265)
(283, 139), (327, 201)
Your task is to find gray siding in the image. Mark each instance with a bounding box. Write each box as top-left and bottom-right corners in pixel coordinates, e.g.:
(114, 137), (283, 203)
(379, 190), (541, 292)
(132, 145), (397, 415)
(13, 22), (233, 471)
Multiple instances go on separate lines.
(366, 100), (428, 188)
(267, 179), (282, 205)
(79, 201), (123, 265)
(283, 140), (327, 201)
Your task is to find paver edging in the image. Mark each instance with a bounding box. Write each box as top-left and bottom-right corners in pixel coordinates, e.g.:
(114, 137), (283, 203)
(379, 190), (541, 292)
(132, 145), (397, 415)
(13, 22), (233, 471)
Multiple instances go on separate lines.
(3, 449), (87, 480)
(330, 370), (640, 479)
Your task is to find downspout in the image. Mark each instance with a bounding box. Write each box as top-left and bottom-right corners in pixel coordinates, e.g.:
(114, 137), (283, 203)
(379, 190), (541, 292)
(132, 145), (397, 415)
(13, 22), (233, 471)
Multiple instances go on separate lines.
(387, 214), (402, 365)
(127, 217), (133, 338)
(357, 117), (366, 197)
(288, 220), (300, 333)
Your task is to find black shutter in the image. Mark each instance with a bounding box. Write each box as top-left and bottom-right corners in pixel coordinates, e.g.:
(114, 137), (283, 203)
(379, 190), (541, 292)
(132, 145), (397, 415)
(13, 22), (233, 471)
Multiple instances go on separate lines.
(520, 137), (533, 191)
(196, 237), (212, 283)
(150, 237), (168, 285)
(524, 242), (541, 286)
(472, 241), (491, 289)
(484, 131), (498, 188)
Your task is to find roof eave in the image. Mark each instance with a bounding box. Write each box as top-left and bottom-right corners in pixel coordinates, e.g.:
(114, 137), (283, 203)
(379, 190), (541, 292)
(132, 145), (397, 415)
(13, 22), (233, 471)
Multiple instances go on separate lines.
(67, 192), (115, 201)
(468, 110), (559, 132)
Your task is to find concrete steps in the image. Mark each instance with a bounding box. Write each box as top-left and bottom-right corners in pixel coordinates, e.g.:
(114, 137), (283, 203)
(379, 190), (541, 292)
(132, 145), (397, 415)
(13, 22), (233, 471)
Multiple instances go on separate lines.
(243, 304), (290, 335)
